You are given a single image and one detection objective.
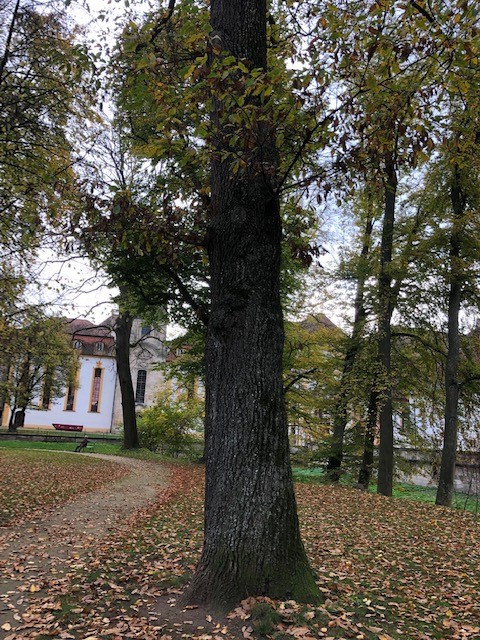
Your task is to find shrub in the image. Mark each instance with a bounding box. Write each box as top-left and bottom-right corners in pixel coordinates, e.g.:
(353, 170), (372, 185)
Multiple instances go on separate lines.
(137, 392), (202, 457)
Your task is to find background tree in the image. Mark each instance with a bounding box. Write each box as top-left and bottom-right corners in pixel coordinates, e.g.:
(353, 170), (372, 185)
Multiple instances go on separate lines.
(0, 0), (94, 311)
(0, 313), (78, 430)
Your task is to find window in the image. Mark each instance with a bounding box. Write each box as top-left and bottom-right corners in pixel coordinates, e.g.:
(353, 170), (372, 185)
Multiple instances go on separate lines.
(65, 386), (75, 411)
(141, 325), (151, 337)
(95, 342), (104, 353)
(90, 367), (103, 412)
(135, 370), (147, 404)
(74, 340), (82, 349)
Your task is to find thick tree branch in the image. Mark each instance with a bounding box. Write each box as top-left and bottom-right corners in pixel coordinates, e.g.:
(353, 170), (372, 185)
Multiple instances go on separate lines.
(391, 330), (447, 359)
(283, 368), (318, 394)
(0, 0), (21, 84)
(410, 1), (435, 24)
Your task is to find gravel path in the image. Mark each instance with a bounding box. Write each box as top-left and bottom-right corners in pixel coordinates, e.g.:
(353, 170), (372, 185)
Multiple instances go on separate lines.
(0, 453), (169, 635)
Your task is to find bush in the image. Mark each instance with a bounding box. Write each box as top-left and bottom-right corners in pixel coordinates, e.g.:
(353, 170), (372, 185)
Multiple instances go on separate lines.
(137, 392), (202, 457)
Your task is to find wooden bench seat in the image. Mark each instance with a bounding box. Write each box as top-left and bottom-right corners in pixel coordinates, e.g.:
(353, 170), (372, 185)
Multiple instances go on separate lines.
(52, 423), (84, 432)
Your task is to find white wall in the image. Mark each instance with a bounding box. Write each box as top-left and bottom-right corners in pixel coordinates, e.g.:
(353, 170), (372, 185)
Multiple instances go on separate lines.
(24, 355), (117, 432)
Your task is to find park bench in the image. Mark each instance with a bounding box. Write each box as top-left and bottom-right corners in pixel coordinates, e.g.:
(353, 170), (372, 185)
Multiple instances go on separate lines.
(52, 423), (84, 432)
(52, 424), (96, 453)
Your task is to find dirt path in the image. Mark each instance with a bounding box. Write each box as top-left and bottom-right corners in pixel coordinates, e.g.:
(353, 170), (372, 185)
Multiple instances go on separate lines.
(0, 453), (169, 635)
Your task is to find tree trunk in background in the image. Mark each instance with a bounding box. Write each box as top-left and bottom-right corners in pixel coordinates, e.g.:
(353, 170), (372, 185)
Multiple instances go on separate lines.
(327, 217), (373, 481)
(0, 360), (11, 428)
(357, 389), (378, 489)
(436, 168), (464, 507)
(9, 357), (30, 432)
(8, 404), (17, 431)
(377, 153), (397, 497)
(15, 407), (26, 428)
(114, 310), (139, 449)
(183, 0), (320, 608)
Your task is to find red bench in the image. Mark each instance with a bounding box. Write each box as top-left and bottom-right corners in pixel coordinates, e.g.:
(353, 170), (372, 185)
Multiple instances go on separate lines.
(52, 423), (84, 432)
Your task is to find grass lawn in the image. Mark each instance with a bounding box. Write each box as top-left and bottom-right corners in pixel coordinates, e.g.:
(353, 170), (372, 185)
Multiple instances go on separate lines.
(0, 439), (123, 455)
(0, 438), (190, 461)
(19, 463), (479, 640)
(0, 449), (127, 527)
(2, 439), (478, 514)
(293, 465), (480, 514)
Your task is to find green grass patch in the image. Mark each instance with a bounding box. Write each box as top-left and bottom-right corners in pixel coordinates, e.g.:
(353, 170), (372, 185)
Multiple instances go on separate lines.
(0, 439), (122, 454)
(292, 466), (480, 514)
(0, 439), (199, 462)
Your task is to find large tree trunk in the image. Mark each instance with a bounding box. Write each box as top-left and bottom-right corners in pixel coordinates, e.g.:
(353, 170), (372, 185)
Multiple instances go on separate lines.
(183, 0), (319, 609)
(327, 217), (373, 481)
(436, 168), (464, 507)
(114, 310), (139, 449)
(377, 153), (397, 497)
(357, 389), (378, 490)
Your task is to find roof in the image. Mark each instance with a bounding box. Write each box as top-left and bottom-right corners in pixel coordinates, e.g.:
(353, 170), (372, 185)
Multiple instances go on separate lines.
(65, 318), (115, 357)
(65, 318), (113, 339)
(299, 313), (342, 333)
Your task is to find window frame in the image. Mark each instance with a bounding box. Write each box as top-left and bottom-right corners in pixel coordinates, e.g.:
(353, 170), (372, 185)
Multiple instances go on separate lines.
(135, 369), (147, 404)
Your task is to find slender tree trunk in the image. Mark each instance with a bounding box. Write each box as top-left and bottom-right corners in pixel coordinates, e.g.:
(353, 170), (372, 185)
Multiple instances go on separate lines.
(8, 404), (17, 431)
(0, 372), (8, 429)
(114, 310), (139, 450)
(377, 153), (397, 497)
(15, 406), (26, 428)
(183, 0), (319, 608)
(357, 389), (378, 489)
(436, 168), (464, 507)
(9, 357), (30, 433)
(327, 217), (373, 481)
(0, 0), (21, 84)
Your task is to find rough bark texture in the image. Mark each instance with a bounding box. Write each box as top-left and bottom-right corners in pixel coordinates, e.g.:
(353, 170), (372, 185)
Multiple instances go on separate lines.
(114, 311), (139, 450)
(377, 154), (397, 497)
(436, 169), (464, 507)
(183, 0), (319, 609)
(327, 218), (373, 481)
(357, 389), (378, 490)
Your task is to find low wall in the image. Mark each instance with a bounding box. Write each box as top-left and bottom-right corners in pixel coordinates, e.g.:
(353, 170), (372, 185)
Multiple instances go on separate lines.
(0, 430), (122, 444)
(396, 448), (480, 495)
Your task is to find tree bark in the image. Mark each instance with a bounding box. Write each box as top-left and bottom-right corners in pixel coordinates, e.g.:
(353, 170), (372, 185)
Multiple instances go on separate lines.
(327, 217), (373, 481)
(377, 153), (397, 497)
(15, 407), (26, 429)
(8, 404), (17, 431)
(114, 310), (139, 449)
(0, 0), (21, 85)
(183, 0), (319, 608)
(357, 389), (378, 490)
(436, 167), (464, 507)
(9, 356), (30, 432)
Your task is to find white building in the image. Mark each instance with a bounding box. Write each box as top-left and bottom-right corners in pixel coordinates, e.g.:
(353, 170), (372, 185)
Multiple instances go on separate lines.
(1, 316), (167, 433)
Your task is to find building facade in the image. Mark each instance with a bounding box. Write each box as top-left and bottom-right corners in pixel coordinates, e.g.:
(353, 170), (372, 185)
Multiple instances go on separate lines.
(1, 316), (167, 433)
